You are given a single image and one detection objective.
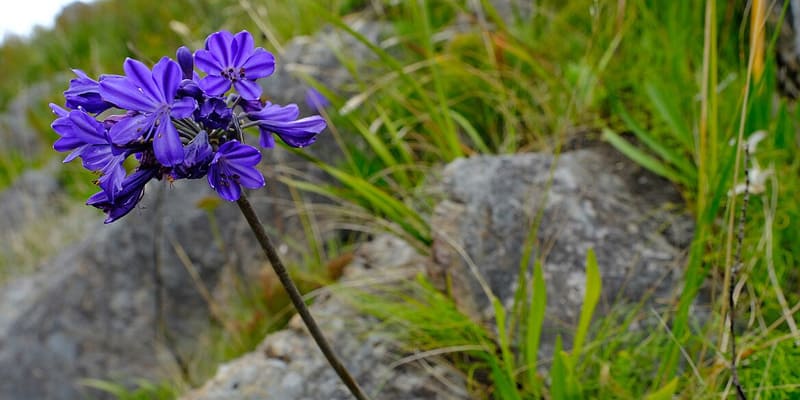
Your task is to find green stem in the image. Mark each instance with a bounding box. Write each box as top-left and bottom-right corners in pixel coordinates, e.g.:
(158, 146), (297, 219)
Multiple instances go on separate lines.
(235, 194), (369, 400)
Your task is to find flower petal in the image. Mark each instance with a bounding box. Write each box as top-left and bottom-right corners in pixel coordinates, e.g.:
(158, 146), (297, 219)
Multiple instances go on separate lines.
(122, 58), (162, 102)
(207, 163), (241, 201)
(248, 102), (299, 122)
(176, 46), (194, 79)
(194, 49), (222, 74)
(87, 168), (157, 223)
(242, 48), (275, 80)
(199, 75), (231, 97)
(258, 129), (275, 148)
(108, 113), (151, 145)
(170, 97), (197, 119)
(231, 31), (254, 66)
(100, 76), (158, 111)
(152, 57), (181, 102)
(152, 117), (184, 166)
(261, 115), (326, 148)
(217, 141), (261, 163)
(233, 79), (262, 100)
(205, 30), (235, 67)
(229, 162), (265, 189)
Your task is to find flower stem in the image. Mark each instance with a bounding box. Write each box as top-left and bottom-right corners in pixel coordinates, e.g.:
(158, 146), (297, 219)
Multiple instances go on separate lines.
(235, 193), (369, 400)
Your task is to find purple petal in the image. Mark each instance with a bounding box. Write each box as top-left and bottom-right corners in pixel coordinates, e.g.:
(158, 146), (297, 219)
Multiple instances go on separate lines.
(52, 110), (108, 154)
(241, 49), (275, 80)
(50, 103), (69, 118)
(87, 167), (157, 223)
(208, 167), (241, 201)
(199, 75), (232, 96)
(258, 115), (326, 148)
(61, 143), (89, 162)
(152, 117), (184, 166)
(229, 163), (265, 189)
(108, 113), (151, 145)
(248, 102), (299, 122)
(176, 46), (194, 79)
(259, 130), (276, 148)
(231, 31), (255, 66)
(122, 58), (162, 103)
(97, 156), (127, 198)
(220, 141), (262, 165)
(64, 70), (111, 113)
(194, 49), (222, 75)
(152, 57), (181, 102)
(233, 79), (262, 100)
(205, 31), (235, 67)
(79, 145), (116, 171)
(54, 137), (86, 153)
(170, 97), (197, 119)
(100, 76), (158, 111)
(68, 111), (107, 144)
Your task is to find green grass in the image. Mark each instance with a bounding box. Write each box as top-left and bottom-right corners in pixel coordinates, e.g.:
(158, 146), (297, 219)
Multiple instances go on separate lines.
(4, 0), (800, 398)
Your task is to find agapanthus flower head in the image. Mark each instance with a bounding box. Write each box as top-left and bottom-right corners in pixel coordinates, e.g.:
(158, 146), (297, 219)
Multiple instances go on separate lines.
(51, 29), (325, 223)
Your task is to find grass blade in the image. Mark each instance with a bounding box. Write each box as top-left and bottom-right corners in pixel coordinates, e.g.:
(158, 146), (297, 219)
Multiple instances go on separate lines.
(525, 260), (546, 393)
(572, 248), (601, 363)
(602, 128), (686, 185)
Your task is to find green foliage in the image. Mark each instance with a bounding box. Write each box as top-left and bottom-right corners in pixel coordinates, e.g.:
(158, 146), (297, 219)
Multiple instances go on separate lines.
(80, 379), (179, 400)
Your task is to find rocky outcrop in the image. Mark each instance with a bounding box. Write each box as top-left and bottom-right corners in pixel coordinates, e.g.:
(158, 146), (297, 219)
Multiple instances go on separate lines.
(181, 235), (469, 400)
(430, 145), (693, 350)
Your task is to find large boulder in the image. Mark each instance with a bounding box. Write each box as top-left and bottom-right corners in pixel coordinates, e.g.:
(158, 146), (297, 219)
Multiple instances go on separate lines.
(430, 145), (693, 350)
(0, 181), (227, 400)
(181, 235), (469, 400)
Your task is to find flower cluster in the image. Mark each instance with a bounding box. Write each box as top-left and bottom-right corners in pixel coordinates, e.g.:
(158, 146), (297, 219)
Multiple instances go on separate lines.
(51, 30), (326, 223)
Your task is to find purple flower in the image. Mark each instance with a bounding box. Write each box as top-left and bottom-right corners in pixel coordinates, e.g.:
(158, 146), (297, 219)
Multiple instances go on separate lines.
(207, 140), (265, 201)
(99, 57), (197, 166)
(51, 109), (127, 196)
(194, 30), (275, 100)
(64, 70), (112, 113)
(86, 167), (159, 223)
(248, 102), (326, 148)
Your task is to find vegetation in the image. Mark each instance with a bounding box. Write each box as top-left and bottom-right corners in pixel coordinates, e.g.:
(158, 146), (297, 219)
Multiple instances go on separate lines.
(3, 0), (800, 398)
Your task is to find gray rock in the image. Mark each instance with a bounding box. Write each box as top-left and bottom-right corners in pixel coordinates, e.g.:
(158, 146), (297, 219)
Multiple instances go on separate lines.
(0, 162), (61, 234)
(0, 161), (95, 278)
(0, 77), (61, 158)
(430, 146), (693, 348)
(182, 235), (469, 400)
(0, 150), (355, 399)
(475, 0), (533, 25)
